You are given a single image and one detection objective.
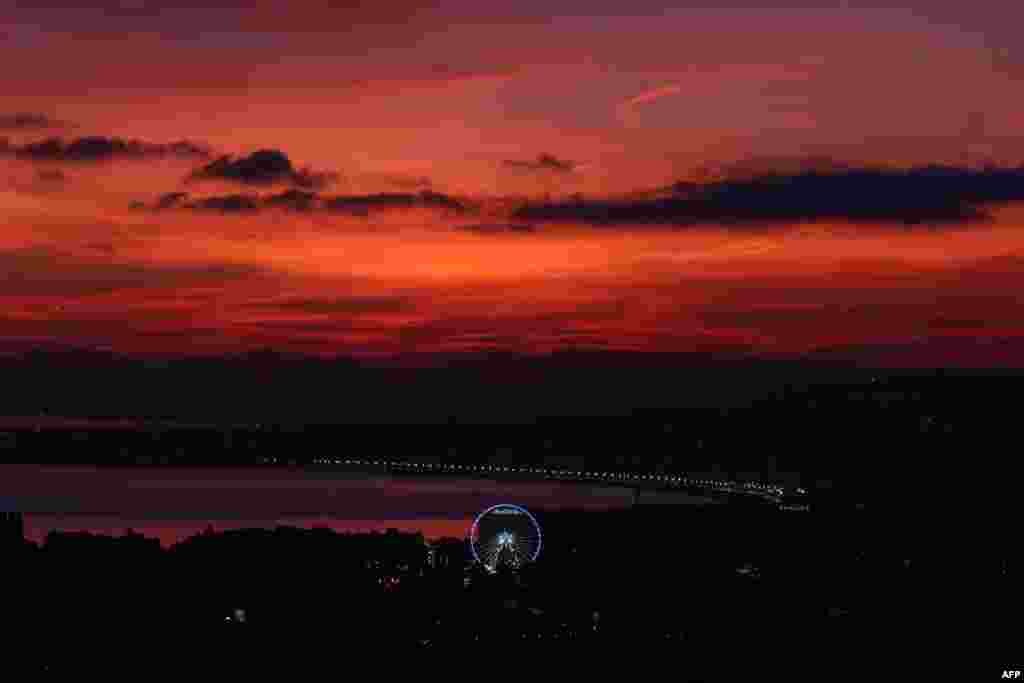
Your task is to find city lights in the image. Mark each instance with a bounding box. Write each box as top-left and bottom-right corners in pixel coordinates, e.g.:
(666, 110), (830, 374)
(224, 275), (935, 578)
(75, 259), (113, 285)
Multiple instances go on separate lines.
(260, 455), (790, 504)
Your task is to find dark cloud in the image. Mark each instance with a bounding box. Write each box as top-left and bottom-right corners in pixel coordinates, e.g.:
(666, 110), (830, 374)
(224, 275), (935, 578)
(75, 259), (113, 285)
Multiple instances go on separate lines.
(140, 187), (467, 215)
(414, 190), (468, 212)
(325, 193), (422, 213)
(326, 190), (466, 214)
(694, 155), (854, 182)
(263, 189), (319, 212)
(513, 163), (1024, 226)
(4, 136), (211, 162)
(665, 181), (699, 195)
(0, 112), (74, 131)
(502, 153), (578, 173)
(185, 194), (260, 213)
(927, 317), (992, 331)
(624, 181), (701, 201)
(187, 149), (338, 189)
(154, 191), (189, 210)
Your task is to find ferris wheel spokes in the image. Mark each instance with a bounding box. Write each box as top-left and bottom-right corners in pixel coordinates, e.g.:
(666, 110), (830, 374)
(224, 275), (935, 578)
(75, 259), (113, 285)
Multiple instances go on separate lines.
(468, 503), (543, 573)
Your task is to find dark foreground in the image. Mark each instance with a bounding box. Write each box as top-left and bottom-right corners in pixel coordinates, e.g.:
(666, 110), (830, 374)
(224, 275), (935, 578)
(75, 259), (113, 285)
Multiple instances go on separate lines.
(4, 501), (1015, 679)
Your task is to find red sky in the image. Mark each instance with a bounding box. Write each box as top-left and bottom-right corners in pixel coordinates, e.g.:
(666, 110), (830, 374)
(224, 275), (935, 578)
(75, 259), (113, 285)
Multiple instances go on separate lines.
(3, 1), (1024, 367)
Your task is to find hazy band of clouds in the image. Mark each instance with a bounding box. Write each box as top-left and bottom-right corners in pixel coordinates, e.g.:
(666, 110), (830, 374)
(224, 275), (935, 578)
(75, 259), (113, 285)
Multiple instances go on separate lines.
(0, 112), (75, 131)
(1, 136), (211, 162)
(502, 153), (579, 173)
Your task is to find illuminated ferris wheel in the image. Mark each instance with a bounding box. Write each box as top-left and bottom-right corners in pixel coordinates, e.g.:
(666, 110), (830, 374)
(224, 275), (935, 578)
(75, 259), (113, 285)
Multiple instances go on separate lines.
(468, 503), (543, 573)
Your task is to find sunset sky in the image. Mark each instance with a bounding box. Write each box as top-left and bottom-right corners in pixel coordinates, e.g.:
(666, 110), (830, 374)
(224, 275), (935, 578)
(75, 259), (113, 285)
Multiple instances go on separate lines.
(4, 1), (1024, 367)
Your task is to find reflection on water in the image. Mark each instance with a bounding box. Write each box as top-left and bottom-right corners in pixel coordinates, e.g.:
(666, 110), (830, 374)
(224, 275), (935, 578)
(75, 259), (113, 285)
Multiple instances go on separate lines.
(3, 465), (635, 547)
(23, 515), (476, 548)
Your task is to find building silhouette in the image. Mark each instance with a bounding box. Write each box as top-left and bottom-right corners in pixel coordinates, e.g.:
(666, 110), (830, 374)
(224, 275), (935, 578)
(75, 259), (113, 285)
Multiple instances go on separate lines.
(1, 510), (24, 546)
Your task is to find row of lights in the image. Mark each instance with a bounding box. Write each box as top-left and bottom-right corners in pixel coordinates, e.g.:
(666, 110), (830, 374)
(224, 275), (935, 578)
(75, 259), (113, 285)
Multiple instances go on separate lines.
(426, 629), (693, 643)
(283, 457), (787, 497)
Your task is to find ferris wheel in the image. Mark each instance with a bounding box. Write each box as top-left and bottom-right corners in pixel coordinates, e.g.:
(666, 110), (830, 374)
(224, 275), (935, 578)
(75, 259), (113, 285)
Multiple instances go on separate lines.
(468, 503), (543, 573)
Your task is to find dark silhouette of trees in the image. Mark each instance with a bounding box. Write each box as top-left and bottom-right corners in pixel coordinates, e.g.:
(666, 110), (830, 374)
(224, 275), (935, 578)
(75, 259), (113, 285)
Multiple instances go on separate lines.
(4, 494), (1015, 674)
